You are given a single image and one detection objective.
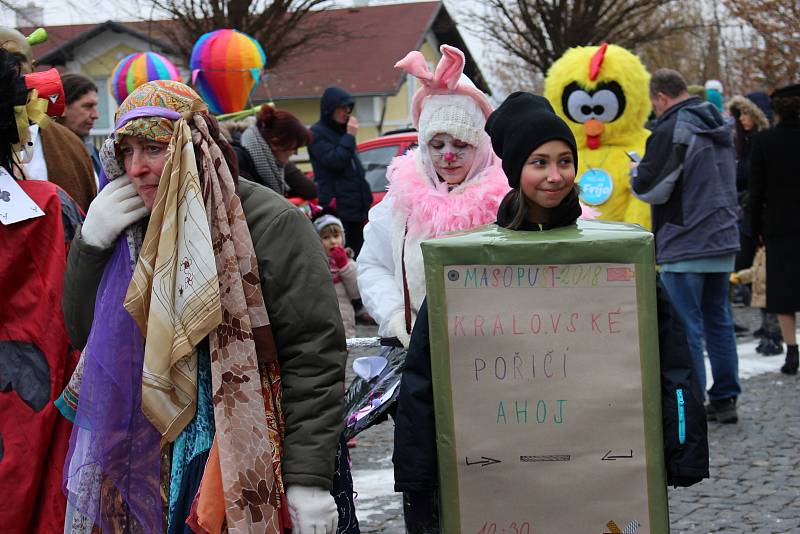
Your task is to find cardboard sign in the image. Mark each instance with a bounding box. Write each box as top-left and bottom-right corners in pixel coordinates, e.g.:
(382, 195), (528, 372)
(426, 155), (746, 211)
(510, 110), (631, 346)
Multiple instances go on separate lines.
(422, 221), (668, 534)
(0, 167), (45, 225)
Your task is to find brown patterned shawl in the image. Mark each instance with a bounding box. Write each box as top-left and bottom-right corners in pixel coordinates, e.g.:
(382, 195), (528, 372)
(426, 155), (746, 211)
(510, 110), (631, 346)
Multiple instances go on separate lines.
(192, 114), (286, 531)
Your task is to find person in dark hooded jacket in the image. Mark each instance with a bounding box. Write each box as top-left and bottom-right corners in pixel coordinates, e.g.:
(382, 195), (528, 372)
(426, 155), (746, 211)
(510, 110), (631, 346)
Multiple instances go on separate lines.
(309, 86), (373, 255)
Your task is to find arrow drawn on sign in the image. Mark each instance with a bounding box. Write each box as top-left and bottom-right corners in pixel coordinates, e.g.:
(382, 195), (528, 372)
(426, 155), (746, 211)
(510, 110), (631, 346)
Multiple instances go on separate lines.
(465, 456), (502, 467)
(602, 450), (633, 461)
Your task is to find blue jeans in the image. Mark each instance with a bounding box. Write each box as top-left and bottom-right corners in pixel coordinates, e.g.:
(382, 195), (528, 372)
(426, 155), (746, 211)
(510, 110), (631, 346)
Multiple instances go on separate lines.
(660, 272), (741, 401)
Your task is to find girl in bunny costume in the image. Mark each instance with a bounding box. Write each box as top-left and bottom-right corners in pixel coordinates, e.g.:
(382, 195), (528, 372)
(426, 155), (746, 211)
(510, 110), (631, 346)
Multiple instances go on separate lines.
(357, 45), (509, 346)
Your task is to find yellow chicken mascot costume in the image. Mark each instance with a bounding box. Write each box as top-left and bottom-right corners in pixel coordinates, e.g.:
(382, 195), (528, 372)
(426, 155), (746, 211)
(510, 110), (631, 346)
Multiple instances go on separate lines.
(544, 43), (652, 229)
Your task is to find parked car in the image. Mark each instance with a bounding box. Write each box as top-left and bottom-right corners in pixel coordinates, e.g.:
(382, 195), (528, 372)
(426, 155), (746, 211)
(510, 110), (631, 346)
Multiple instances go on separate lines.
(357, 128), (417, 205)
(293, 129), (417, 207)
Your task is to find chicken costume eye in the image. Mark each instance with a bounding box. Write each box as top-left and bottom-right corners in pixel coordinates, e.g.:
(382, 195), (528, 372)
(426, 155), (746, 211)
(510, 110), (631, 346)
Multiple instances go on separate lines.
(562, 82), (626, 124)
(591, 89), (620, 121)
(565, 87), (594, 122)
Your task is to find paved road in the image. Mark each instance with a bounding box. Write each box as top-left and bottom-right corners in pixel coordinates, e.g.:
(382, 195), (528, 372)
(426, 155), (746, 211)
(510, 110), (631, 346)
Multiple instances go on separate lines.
(346, 307), (800, 533)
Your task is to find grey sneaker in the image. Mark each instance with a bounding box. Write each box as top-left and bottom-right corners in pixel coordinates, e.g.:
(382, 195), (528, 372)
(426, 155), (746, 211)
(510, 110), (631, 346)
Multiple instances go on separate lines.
(709, 397), (737, 424)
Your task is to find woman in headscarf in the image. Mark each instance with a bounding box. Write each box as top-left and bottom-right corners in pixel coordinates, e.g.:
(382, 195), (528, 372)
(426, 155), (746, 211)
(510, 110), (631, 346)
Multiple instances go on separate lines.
(356, 45), (509, 347)
(58, 80), (345, 533)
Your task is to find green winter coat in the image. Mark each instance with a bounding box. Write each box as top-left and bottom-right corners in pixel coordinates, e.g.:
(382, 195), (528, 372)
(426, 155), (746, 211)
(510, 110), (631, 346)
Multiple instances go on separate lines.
(62, 178), (346, 490)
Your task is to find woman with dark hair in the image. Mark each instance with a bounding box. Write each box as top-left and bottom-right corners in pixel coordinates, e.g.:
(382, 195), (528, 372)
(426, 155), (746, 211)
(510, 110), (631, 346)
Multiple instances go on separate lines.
(0, 48), (83, 532)
(237, 104), (316, 197)
(750, 84), (800, 374)
(729, 95), (769, 268)
(727, 95), (781, 354)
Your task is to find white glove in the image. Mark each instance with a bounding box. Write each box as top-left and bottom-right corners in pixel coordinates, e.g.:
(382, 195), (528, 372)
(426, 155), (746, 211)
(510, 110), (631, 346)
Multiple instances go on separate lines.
(286, 484), (338, 534)
(80, 175), (149, 249)
(386, 310), (411, 348)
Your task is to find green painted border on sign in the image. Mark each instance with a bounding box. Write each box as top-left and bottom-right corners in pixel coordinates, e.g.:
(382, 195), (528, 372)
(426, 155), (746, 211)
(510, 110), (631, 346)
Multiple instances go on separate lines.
(422, 220), (669, 534)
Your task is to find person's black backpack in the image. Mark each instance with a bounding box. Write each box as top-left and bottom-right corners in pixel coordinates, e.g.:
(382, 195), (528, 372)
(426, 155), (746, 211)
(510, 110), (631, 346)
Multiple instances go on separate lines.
(656, 277), (710, 487)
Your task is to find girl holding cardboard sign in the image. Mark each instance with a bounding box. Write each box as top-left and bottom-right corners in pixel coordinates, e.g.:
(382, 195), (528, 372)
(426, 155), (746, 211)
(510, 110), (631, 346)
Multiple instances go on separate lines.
(486, 92), (582, 229)
(394, 92), (583, 533)
(394, 92), (708, 533)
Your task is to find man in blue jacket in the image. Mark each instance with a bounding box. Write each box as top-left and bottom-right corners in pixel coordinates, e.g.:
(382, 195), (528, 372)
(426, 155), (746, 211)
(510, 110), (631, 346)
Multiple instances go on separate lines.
(309, 86), (373, 255)
(632, 68), (741, 424)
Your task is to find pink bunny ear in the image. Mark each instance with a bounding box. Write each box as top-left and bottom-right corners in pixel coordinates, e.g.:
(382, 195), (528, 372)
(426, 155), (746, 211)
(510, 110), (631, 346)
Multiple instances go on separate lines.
(396, 44), (493, 127)
(394, 50), (434, 86)
(432, 45), (465, 90)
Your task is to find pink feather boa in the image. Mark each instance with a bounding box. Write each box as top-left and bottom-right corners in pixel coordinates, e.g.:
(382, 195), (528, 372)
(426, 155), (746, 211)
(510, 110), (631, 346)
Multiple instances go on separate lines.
(387, 152), (510, 239)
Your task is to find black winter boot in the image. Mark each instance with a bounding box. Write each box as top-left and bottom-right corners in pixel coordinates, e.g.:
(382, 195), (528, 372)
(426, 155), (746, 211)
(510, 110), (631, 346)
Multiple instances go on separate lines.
(709, 397), (738, 424)
(781, 345), (799, 375)
(758, 338), (784, 356)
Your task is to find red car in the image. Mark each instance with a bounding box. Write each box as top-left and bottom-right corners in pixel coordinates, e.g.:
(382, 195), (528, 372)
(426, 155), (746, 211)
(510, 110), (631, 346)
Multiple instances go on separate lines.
(356, 129), (418, 205)
(293, 129), (417, 208)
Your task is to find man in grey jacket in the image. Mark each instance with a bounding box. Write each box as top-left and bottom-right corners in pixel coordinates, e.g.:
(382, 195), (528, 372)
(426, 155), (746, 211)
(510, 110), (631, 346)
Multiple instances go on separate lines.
(632, 68), (741, 423)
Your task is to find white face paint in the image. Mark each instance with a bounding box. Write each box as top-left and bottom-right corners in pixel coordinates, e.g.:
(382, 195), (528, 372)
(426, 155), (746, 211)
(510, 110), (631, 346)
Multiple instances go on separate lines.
(428, 133), (476, 185)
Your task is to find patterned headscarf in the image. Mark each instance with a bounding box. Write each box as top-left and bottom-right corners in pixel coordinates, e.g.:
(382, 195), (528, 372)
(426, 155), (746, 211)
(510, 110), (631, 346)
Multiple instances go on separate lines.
(116, 80), (203, 142)
(99, 80), (206, 180)
(65, 80), (287, 533)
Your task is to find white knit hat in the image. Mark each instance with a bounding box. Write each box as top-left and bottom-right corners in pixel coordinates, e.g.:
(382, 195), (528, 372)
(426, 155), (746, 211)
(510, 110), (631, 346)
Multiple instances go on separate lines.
(705, 79), (723, 93)
(313, 214), (344, 235)
(418, 94), (485, 146)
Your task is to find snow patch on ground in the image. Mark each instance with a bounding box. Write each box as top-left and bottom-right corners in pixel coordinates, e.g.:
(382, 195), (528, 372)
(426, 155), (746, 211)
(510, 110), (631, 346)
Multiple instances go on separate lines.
(352, 468), (396, 520)
(707, 332), (798, 387)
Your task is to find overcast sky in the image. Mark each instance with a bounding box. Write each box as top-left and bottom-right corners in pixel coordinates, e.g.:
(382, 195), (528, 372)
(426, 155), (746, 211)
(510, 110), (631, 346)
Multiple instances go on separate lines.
(2, 0), (482, 35)
(2, 0), (496, 94)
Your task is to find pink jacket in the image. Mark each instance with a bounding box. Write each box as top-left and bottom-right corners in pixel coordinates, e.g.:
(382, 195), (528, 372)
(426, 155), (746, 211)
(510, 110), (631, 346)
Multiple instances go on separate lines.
(334, 260), (360, 339)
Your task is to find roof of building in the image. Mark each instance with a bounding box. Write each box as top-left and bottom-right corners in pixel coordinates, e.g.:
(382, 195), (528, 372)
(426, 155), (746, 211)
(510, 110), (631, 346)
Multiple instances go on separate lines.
(18, 1), (488, 100)
(257, 1), (489, 100)
(19, 20), (178, 65)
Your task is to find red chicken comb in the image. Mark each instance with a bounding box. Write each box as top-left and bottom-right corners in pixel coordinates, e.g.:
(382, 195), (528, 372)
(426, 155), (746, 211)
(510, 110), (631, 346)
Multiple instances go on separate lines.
(589, 42), (609, 81)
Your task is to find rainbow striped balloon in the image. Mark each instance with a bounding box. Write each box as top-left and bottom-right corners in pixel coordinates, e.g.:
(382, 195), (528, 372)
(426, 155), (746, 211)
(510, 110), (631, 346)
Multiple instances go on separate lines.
(190, 29), (266, 115)
(110, 52), (182, 105)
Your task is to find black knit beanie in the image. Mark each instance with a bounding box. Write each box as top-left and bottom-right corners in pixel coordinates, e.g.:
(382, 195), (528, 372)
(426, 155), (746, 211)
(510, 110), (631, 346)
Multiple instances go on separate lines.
(485, 91), (578, 188)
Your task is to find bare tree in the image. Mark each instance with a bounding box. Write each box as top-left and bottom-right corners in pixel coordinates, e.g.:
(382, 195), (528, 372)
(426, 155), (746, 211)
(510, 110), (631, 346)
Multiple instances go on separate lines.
(722, 0), (800, 91)
(147, 0), (339, 69)
(488, 53), (544, 96)
(473, 0), (699, 79)
(636, 2), (722, 86)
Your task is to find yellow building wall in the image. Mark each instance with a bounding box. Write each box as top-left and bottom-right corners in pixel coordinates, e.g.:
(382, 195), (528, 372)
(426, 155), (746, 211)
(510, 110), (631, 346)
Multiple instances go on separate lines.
(376, 38), (440, 132)
(276, 97), (395, 144)
(83, 44), (138, 78)
(274, 100), (320, 128)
